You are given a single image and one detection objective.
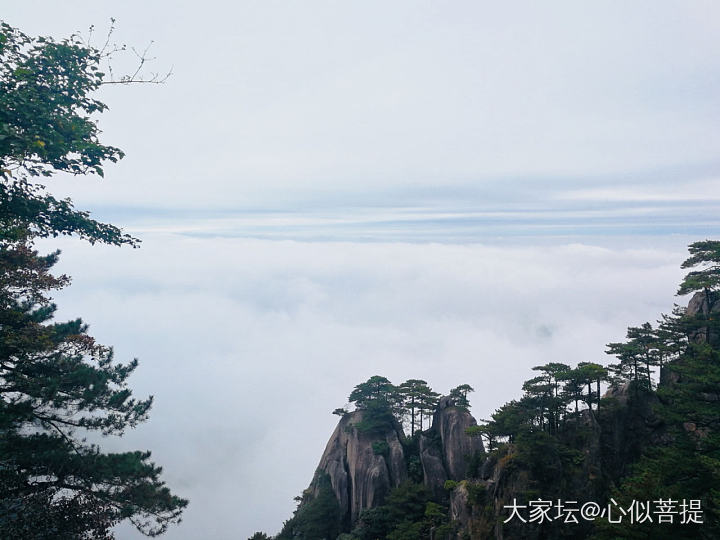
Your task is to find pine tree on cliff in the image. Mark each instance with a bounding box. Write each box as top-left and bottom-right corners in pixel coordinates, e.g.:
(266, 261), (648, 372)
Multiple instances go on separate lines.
(449, 383), (474, 410)
(349, 375), (399, 409)
(677, 240), (720, 296)
(607, 337), (647, 392)
(398, 379), (438, 436)
(348, 376), (401, 432)
(608, 322), (673, 391)
(417, 386), (440, 432)
(677, 240), (720, 343)
(530, 363), (571, 432)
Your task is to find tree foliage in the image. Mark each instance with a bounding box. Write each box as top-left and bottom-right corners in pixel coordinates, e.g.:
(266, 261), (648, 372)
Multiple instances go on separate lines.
(276, 474), (342, 540)
(0, 20), (185, 537)
(350, 482), (453, 540)
(0, 21), (136, 247)
(397, 379), (438, 436)
(677, 240), (720, 296)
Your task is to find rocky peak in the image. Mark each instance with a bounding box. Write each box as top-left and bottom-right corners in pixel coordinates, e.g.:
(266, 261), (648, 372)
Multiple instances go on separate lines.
(310, 410), (406, 525)
(433, 396), (485, 480)
(305, 397), (484, 530)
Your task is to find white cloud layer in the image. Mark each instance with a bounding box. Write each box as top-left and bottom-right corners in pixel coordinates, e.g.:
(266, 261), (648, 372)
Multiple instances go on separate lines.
(4, 1), (720, 209)
(47, 234), (688, 538)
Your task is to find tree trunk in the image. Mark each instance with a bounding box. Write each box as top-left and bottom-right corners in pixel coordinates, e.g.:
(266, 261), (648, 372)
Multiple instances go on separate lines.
(410, 397), (415, 437)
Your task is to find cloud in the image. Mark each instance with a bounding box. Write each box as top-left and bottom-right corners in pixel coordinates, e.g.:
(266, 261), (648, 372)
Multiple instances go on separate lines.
(46, 234), (688, 538)
(556, 178), (720, 202)
(5, 1), (720, 209)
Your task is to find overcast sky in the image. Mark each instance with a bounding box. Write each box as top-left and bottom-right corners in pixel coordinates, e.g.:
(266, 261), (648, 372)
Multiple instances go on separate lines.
(5, 1), (720, 538)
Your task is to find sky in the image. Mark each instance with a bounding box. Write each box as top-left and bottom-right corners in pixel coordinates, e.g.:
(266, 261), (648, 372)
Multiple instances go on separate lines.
(5, 1), (720, 538)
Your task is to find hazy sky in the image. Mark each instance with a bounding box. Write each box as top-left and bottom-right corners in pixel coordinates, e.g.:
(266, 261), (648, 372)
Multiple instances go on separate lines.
(5, 1), (720, 538)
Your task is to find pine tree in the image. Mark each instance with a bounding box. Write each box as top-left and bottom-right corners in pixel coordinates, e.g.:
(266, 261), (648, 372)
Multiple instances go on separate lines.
(398, 379), (437, 436)
(677, 240), (720, 296)
(417, 386), (440, 432)
(449, 383), (474, 411)
(0, 21), (186, 537)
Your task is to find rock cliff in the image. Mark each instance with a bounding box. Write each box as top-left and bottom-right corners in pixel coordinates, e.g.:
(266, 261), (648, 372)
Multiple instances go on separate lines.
(307, 398), (484, 529)
(310, 410), (406, 525)
(433, 396), (485, 480)
(685, 289), (720, 346)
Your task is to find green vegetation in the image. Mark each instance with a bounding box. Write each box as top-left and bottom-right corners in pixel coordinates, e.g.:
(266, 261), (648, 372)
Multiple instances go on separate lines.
(278, 240), (720, 539)
(344, 375), (473, 436)
(398, 379), (439, 435)
(470, 240), (720, 538)
(677, 240), (720, 296)
(0, 20), (186, 538)
(350, 482), (454, 540)
(277, 474), (342, 540)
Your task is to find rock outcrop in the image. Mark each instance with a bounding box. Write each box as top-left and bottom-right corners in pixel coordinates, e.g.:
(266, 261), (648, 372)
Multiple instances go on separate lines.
(433, 396), (485, 480)
(418, 432), (448, 499)
(307, 398), (484, 530)
(686, 289), (720, 346)
(310, 410), (406, 525)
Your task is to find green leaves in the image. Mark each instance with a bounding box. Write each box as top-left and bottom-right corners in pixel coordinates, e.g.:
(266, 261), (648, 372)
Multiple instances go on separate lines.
(0, 22), (123, 179)
(0, 20), (184, 538)
(0, 21), (135, 248)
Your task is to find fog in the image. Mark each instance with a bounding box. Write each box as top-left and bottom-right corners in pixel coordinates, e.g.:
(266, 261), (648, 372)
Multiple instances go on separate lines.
(49, 233), (689, 537)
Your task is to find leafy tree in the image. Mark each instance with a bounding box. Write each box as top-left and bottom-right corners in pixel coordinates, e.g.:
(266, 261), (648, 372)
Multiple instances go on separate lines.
(594, 243), (720, 537)
(655, 310), (688, 378)
(0, 20), (186, 537)
(0, 22), (136, 248)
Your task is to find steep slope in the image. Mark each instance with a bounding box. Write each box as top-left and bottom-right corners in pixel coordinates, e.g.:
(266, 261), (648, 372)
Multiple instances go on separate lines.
(310, 410), (407, 526)
(284, 397), (485, 536)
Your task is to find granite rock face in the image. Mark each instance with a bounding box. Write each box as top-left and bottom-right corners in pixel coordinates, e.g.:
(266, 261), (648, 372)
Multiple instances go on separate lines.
(418, 431), (448, 499)
(432, 396), (485, 480)
(685, 290), (720, 346)
(311, 411), (406, 525)
(308, 398), (485, 529)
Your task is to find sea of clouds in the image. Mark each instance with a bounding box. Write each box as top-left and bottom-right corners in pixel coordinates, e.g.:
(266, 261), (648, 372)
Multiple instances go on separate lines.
(45, 232), (691, 538)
